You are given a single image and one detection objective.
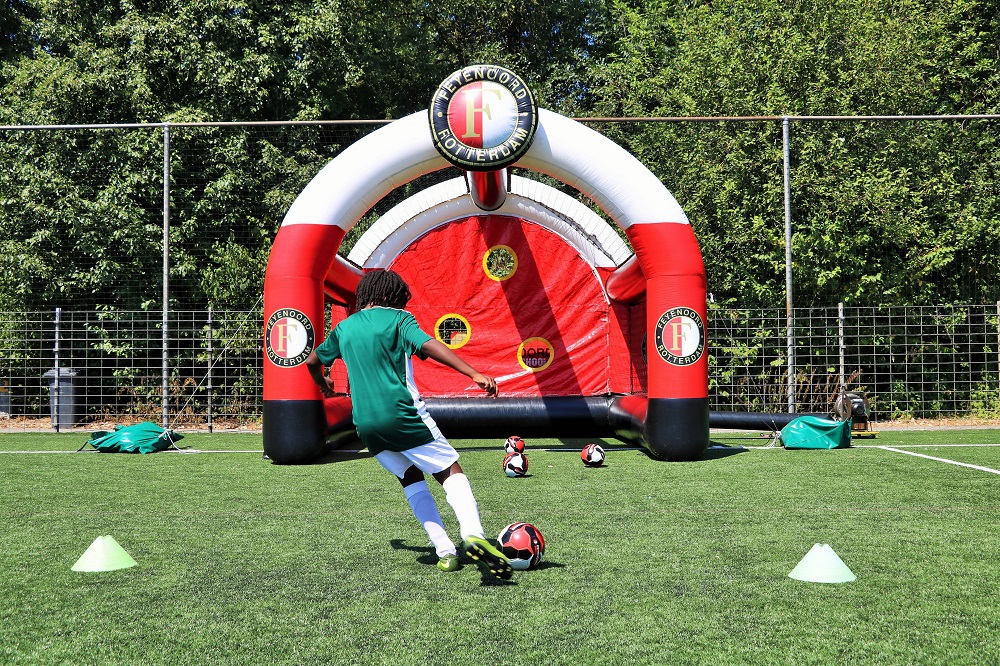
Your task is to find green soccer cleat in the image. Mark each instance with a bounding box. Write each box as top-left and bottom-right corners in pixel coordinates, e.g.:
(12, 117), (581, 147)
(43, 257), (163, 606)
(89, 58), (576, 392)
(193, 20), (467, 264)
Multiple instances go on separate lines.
(436, 553), (461, 572)
(463, 535), (513, 579)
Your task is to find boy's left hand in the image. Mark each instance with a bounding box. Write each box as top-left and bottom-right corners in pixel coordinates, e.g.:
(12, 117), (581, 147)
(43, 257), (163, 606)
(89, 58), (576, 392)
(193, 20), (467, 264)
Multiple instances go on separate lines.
(472, 372), (498, 396)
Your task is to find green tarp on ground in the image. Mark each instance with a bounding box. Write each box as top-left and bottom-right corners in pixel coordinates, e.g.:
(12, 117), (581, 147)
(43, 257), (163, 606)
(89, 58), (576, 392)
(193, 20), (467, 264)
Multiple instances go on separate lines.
(780, 416), (852, 449)
(81, 422), (183, 454)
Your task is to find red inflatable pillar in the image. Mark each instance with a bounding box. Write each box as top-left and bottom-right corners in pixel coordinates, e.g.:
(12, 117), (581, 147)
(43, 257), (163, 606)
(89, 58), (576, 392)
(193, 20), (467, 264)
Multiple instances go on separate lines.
(262, 224), (344, 463)
(626, 222), (709, 460)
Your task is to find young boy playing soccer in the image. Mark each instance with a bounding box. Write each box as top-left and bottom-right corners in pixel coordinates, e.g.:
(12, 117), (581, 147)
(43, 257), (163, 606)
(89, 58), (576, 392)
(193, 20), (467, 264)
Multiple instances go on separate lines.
(305, 269), (512, 578)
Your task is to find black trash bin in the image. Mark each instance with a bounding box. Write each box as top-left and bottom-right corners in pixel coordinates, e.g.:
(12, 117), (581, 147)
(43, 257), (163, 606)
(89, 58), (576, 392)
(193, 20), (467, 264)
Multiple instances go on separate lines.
(43, 367), (84, 429)
(0, 379), (10, 417)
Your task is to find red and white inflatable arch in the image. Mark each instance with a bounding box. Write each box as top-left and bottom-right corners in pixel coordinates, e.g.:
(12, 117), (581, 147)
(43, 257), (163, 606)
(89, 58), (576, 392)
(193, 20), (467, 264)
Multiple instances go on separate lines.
(264, 105), (708, 462)
(347, 175), (632, 270)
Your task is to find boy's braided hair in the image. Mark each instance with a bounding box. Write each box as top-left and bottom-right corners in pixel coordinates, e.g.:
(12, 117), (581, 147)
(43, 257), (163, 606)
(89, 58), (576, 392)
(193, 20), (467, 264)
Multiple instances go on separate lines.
(355, 269), (412, 310)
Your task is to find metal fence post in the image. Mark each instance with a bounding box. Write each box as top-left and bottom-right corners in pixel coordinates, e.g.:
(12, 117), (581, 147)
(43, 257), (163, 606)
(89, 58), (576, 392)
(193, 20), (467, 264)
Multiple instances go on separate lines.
(207, 307), (214, 433)
(53, 307), (61, 433)
(838, 302), (846, 394)
(783, 116), (795, 412)
(162, 123), (170, 428)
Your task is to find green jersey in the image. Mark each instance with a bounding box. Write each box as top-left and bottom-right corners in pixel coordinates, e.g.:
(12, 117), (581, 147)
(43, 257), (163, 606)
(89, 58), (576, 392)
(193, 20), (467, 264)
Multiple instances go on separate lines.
(314, 307), (437, 454)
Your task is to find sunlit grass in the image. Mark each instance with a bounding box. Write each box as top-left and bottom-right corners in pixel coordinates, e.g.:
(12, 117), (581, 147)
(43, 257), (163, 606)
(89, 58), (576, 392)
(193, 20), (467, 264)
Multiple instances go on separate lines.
(1, 430), (999, 665)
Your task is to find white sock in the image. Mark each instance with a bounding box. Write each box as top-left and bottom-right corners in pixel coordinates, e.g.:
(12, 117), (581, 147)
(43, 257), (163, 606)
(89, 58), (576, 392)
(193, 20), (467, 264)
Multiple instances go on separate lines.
(403, 481), (455, 557)
(441, 473), (485, 540)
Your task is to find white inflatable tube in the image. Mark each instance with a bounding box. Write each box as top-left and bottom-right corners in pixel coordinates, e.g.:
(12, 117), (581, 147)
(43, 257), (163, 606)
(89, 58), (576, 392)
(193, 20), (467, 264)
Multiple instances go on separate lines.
(347, 176), (632, 269)
(281, 110), (688, 232)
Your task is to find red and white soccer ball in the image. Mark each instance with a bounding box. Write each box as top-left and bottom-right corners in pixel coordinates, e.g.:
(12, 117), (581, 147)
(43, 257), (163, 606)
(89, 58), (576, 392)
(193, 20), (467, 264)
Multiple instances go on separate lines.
(502, 451), (529, 477)
(497, 522), (546, 570)
(581, 443), (606, 467)
(504, 435), (526, 454)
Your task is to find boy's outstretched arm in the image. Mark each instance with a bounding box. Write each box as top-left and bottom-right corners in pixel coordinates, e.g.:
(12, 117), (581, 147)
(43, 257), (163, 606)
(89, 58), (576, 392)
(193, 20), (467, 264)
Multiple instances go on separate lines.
(420, 339), (498, 396)
(305, 351), (336, 398)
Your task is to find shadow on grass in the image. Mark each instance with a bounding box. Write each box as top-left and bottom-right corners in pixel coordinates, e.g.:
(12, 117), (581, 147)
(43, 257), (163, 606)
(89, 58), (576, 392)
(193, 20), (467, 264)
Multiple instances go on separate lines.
(389, 538), (519, 586)
(390, 538), (437, 566)
(479, 576), (518, 587)
(309, 448), (371, 465)
(556, 438), (642, 456)
(700, 444), (748, 460)
(452, 438), (637, 453)
(454, 443), (522, 452)
(264, 448), (372, 465)
(453, 436), (746, 462)
(533, 560), (565, 570)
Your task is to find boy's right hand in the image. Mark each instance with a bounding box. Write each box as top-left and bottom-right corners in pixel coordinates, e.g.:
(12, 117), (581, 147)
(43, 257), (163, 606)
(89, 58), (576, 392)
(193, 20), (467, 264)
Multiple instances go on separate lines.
(319, 377), (336, 398)
(472, 373), (498, 397)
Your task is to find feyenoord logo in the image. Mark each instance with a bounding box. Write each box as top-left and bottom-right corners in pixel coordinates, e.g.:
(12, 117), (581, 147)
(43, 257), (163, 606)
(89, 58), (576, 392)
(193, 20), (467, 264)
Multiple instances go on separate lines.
(653, 307), (705, 366)
(265, 308), (315, 368)
(429, 65), (538, 171)
(518, 337), (554, 372)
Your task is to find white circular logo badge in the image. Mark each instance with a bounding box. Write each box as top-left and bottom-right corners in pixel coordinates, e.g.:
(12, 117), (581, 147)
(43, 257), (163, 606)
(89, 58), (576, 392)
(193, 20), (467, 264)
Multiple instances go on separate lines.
(653, 307), (705, 366)
(429, 65), (537, 171)
(266, 308), (315, 367)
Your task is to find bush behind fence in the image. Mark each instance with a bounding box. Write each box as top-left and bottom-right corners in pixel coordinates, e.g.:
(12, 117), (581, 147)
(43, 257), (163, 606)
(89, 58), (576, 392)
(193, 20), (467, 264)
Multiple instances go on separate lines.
(2, 119), (1000, 428)
(4, 119), (1000, 315)
(1, 304), (997, 430)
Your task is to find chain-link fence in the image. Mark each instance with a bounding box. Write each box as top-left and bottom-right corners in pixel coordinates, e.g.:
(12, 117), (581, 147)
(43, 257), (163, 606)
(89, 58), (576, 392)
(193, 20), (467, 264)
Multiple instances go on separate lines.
(711, 303), (1000, 419)
(3, 303), (996, 430)
(1, 308), (262, 430)
(2, 118), (999, 430)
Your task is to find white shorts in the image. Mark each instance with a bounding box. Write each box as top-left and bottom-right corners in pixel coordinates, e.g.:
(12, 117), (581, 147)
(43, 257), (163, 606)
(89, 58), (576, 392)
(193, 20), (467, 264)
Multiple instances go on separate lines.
(374, 434), (460, 478)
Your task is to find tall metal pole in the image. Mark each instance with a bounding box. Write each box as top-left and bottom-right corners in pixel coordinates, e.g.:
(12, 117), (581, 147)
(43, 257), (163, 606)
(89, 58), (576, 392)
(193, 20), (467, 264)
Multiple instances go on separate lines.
(162, 123), (170, 428)
(53, 307), (61, 432)
(783, 117), (795, 413)
(838, 302), (846, 394)
(207, 307), (214, 433)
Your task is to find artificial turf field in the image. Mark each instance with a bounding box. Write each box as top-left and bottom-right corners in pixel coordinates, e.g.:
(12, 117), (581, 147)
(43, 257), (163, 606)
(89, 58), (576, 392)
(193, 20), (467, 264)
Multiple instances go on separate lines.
(2, 428), (999, 665)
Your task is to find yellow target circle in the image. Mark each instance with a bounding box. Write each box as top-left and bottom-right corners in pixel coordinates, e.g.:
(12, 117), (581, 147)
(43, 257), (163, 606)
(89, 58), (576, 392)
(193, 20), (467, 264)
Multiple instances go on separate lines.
(483, 245), (518, 281)
(517, 337), (554, 372)
(435, 313), (471, 349)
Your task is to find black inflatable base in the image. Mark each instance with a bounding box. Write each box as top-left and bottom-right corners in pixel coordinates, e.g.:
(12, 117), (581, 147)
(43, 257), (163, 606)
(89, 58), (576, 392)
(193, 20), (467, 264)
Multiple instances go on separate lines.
(424, 395), (710, 462)
(644, 397), (711, 461)
(262, 400), (329, 464)
(263, 396), (821, 464)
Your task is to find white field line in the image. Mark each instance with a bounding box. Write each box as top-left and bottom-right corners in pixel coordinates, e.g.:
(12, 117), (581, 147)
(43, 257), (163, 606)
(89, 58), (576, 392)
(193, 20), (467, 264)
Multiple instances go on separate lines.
(852, 443), (1000, 448)
(742, 443), (1000, 449)
(4, 443), (1000, 457)
(878, 446), (1000, 475)
(0, 449), (264, 454)
(0, 446), (644, 455)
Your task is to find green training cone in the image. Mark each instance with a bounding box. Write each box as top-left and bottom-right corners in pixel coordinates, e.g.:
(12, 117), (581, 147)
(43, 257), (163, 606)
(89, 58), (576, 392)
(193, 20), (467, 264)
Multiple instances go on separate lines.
(788, 543), (856, 583)
(71, 535), (138, 572)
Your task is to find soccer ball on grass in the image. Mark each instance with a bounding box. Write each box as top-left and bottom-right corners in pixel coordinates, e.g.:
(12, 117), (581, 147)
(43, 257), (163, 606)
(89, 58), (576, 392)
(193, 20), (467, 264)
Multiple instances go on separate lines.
(581, 443), (606, 467)
(497, 522), (546, 570)
(504, 435), (526, 454)
(502, 451), (529, 477)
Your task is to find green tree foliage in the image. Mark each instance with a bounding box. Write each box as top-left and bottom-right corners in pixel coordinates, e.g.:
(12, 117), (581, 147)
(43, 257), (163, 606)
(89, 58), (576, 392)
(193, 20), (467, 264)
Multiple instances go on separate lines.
(1, 0), (611, 124)
(2, 0), (1000, 313)
(0, 128), (164, 311)
(0, 0), (611, 312)
(592, 0), (1000, 307)
(0, 0), (35, 74)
